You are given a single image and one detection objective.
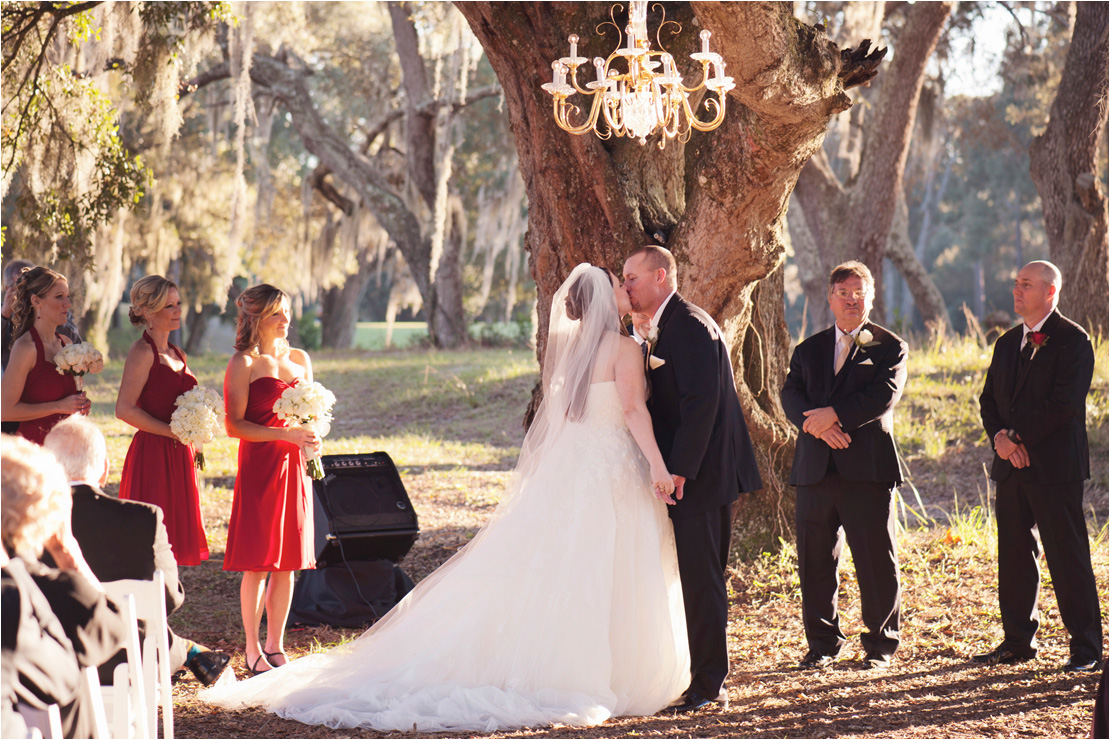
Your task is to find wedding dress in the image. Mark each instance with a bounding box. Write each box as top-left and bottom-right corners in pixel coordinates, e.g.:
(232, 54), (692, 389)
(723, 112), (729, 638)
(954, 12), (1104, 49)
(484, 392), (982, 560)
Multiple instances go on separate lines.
(202, 265), (690, 732)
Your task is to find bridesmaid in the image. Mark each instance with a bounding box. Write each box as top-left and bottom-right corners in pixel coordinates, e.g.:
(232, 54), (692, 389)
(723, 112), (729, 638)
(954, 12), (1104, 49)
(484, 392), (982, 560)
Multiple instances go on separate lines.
(223, 284), (319, 676)
(115, 275), (209, 565)
(0, 266), (90, 443)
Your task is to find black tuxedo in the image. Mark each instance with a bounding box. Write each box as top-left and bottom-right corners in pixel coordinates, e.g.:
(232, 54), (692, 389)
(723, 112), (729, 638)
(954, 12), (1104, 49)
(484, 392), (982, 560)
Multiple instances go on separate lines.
(781, 321), (907, 658)
(46, 485), (189, 674)
(979, 310), (1102, 662)
(646, 294), (762, 698)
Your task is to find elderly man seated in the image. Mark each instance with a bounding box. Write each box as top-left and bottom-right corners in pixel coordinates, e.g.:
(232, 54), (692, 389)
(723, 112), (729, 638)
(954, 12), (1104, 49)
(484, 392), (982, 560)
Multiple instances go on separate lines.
(2, 434), (125, 738)
(42, 416), (231, 686)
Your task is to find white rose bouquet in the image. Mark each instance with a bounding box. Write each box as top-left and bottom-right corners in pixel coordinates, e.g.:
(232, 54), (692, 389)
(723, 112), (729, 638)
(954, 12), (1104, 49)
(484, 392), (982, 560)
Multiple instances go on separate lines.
(170, 386), (225, 470)
(53, 342), (105, 391)
(273, 381), (336, 480)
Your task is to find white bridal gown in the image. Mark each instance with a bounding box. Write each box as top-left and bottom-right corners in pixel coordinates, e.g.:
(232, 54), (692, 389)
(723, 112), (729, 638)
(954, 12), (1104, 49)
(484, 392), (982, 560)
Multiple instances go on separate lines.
(202, 380), (691, 733)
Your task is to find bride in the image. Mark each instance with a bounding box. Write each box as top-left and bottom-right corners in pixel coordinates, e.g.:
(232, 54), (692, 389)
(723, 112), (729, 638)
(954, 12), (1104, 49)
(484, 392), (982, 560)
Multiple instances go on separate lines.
(202, 264), (691, 732)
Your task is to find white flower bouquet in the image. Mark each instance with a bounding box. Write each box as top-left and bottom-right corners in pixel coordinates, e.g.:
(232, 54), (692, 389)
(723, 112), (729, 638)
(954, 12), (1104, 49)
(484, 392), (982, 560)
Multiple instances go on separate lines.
(273, 381), (336, 480)
(170, 386), (225, 470)
(53, 341), (105, 390)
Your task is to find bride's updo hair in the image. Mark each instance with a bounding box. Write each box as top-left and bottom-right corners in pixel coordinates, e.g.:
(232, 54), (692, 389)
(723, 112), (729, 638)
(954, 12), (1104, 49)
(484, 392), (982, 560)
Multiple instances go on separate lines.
(564, 266), (609, 321)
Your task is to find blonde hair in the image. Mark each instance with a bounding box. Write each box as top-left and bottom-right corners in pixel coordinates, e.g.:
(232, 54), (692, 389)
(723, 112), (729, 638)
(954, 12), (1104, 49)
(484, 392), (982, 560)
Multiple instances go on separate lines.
(1, 435), (72, 559)
(234, 284), (289, 356)
(9, 265), (67, 345)
(129, 275), (178, 327)
(44, 416), (107, 483)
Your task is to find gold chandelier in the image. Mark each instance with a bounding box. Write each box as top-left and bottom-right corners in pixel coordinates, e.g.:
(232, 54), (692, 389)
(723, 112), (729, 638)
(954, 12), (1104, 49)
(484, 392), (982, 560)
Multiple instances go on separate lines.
(541, 1), (735, 148)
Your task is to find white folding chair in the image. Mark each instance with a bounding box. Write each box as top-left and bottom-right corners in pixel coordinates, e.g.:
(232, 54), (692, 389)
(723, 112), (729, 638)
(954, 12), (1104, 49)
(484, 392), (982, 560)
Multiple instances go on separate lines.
(97, 590), (148, 739)
(15, 701), (62, 738)
(102, 572), (172, 738)
(83, 666), (110, 738)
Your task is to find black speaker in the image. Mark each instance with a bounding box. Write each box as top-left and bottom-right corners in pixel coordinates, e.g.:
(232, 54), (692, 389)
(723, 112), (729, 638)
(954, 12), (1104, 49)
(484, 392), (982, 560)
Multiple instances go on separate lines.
(311, 452), (419, 568)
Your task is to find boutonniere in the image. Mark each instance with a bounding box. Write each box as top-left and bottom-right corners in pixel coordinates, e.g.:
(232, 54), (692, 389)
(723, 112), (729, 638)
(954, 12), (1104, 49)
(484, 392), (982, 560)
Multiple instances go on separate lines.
(854, 328), (879, 349)
(1028, 331), (1049, 351)
(644, 327), (664, 370)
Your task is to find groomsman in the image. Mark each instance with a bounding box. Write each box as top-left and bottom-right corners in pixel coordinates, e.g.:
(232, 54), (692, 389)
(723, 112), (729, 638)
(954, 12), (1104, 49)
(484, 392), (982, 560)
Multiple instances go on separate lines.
(975, 260), (1102, 672)
(622, 245), (763, 712)
(781, 261), (907, 670)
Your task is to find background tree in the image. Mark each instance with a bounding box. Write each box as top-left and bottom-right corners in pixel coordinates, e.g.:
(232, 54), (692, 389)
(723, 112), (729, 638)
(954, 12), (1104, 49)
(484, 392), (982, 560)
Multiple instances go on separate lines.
(1029, 1), (1108, 334)
(791, 1), (954, 328)
(458, 1), (886, 550)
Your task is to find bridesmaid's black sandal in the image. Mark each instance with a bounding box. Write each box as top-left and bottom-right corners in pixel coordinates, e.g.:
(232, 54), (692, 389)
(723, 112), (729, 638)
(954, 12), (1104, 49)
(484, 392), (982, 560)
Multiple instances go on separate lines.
(264, 650), (288, 667)
(247, 654), (272, 676)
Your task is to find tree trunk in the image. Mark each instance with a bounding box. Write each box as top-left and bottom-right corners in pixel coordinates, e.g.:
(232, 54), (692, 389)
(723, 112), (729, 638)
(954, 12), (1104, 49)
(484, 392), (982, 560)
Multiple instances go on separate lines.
(886, 190), (949, 330)
(320, 241), (377, 350)
(458, 1), (882, 553)
(792, 3), (953, 326)
(1029, 1), (1109, 335)
(845, 1), (954, 319)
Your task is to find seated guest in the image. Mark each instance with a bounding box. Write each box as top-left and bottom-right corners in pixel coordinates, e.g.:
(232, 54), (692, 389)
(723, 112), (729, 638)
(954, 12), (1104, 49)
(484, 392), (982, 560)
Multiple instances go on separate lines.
(1, 434), (125, 738)
(43, 416), (231, 686)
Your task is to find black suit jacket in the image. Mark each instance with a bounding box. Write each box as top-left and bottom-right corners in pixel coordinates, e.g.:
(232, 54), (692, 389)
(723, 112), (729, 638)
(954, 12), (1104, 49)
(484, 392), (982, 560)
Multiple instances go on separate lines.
(66, 485), (185, 618)
(781, 322), (908, 486)
(646, 295), (762, 518)
(979, 310), (1092, 483)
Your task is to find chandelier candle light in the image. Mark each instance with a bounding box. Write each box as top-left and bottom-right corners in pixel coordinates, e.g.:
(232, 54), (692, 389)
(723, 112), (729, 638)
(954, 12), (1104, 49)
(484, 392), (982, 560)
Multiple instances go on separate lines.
(541, 1), (735, 147)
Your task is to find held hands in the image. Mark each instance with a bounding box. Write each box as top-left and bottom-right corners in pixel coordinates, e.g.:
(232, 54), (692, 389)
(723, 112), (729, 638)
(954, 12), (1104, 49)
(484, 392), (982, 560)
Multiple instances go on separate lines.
(802, 406), (840, 437)
(994, 431), (1030, 469)
(819, 425), (852, 449)
(287, 426), (321, 455)
(57, 392), (91, 416)
(650, 461), (677, 504)
(631, 312), (652, 340)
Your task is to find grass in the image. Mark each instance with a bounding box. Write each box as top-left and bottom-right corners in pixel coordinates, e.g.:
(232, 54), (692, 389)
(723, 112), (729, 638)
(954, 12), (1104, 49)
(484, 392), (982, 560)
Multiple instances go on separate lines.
(75, 333), (1107, 738)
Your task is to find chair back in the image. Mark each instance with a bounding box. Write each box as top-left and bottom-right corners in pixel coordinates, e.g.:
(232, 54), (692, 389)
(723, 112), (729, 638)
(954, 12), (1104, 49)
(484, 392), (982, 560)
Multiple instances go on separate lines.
(102, 572), (172, 738)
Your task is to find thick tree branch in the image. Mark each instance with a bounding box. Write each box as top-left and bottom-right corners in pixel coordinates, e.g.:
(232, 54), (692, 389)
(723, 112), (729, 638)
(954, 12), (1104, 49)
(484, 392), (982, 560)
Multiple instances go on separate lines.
(247, 52), (431, 297)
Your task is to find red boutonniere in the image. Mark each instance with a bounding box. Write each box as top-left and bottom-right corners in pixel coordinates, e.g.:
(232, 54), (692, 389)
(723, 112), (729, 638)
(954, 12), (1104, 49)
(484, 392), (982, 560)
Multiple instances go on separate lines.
(1021, 335), (1047, 359)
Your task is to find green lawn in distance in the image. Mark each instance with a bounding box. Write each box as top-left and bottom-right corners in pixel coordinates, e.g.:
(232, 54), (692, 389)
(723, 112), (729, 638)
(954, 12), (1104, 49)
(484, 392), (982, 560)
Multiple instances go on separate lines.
(353, 322), (428, 350)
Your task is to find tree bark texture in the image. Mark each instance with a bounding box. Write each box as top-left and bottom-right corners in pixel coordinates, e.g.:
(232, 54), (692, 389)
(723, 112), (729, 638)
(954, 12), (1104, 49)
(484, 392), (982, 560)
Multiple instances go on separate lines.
(847, 0), (953, 316)
(458, 1), (878, 552)
(1029, 1), (1109, 335)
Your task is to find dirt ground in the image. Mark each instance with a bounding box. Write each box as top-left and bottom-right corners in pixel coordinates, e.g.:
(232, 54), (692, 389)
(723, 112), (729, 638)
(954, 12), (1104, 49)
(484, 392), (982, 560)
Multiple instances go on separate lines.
(169, 466), (1108, 738)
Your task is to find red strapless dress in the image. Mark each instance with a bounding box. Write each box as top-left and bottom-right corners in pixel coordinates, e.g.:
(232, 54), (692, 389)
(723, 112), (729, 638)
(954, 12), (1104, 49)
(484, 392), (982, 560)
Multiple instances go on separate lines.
(118, 333), (209, 565)
(223, 377), (315, 572)
(16, 327), (77, 445)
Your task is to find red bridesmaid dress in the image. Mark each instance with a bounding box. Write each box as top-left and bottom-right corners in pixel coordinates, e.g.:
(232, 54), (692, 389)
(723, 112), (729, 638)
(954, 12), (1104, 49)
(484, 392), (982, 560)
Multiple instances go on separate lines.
(118, 332), (209, 565)
(223, 377), (315, 572)
(16, 327), (77, 445)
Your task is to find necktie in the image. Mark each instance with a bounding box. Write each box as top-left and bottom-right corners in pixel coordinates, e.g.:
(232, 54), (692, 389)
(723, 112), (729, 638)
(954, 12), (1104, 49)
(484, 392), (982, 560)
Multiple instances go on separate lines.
(834, 334), (853, 375)
(1019, 339), (1034, 368)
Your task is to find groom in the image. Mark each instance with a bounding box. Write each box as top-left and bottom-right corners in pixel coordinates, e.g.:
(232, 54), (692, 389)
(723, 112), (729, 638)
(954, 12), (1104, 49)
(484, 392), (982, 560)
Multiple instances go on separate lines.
(622, 245), (762, 713)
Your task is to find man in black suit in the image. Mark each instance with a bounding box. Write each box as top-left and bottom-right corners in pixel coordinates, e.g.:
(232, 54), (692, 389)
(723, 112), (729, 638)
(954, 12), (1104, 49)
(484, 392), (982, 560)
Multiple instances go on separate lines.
(781, 261), (907, 671)
(974, 260), (1102, 673)
(622, 245), (763, 713)
(42, 416), (232, 685)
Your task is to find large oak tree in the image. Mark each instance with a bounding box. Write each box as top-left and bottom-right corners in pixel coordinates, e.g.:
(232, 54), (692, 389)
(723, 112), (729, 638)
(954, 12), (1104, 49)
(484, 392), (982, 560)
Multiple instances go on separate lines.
(457, 1), (884, 551)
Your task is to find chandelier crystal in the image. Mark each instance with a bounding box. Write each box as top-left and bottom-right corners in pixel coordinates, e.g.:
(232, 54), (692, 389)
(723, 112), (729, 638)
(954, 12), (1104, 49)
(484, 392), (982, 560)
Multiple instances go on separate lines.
(541, 1), (735, 148)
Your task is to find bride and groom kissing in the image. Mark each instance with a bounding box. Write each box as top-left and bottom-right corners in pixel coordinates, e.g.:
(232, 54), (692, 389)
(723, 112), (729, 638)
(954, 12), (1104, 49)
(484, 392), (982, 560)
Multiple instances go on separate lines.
(203, 245), (764, 732)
